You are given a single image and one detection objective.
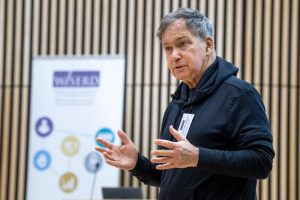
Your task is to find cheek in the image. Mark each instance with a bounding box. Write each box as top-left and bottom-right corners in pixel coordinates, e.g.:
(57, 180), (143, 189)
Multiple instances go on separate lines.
(166, 57), (174, 70)
(166, 55), (173, 64)
(167, 65), (173, 73)
(191, 54), (206, 68)
(166, 62), (175, 75)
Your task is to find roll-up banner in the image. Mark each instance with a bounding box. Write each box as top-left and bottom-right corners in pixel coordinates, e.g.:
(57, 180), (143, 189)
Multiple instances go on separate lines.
(26, 56), (125, 200)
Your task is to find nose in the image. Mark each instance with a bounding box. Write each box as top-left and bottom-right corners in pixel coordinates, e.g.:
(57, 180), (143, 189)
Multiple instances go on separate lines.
(171, 48), (182, 61)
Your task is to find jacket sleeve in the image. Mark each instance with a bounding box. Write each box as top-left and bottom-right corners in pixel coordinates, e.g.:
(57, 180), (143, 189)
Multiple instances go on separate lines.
(198, 90), (275, 179)
(130, 103), (175, 186)
(130, 154), (162, 187)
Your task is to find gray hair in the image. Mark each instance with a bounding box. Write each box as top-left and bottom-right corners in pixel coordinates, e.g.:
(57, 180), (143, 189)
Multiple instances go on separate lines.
(156, 8), (215, 41)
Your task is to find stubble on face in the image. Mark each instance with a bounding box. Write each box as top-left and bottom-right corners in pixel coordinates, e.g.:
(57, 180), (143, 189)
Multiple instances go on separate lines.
(162, 20), (207, 88)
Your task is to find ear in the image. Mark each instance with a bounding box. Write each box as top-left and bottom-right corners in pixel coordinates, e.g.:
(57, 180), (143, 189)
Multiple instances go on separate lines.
(205, 36), (214, 55)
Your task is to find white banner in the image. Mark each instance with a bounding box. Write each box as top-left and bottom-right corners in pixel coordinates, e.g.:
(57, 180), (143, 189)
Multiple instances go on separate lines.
(26, 56), (125, 200)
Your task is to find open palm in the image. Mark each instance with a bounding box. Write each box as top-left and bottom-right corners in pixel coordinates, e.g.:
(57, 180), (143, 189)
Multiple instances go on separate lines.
(95, 130), (138, 170)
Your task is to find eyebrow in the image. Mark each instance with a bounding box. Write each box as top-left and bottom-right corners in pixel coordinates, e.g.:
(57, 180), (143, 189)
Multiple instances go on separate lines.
(176, 36), (187, 40)
(163, 36), (187, 47)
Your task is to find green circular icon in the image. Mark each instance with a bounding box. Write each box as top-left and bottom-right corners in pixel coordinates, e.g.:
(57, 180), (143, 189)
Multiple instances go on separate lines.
(59, 172), (78, 193)
(61, 136), (80, 157)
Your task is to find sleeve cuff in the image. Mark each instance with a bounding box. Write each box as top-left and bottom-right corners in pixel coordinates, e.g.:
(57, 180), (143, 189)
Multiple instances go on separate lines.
(130, 153), (145, 174)
(197, 147), (216, 170)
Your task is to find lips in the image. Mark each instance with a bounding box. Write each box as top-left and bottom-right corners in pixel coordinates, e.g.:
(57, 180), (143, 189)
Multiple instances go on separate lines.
(173, 65), (186, 74)
(175, 65), (185, 69)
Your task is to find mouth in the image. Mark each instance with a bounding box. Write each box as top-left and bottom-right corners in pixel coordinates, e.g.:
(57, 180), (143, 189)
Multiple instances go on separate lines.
(175, 65), (185, 69)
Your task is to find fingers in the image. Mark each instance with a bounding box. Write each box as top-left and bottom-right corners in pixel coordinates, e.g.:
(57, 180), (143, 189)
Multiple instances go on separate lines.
(100, 151), (121, 168)
(102, 152), (127, 170)
(169, 125), (184, 141)
(95, 146), (113, 155)
(154, 139), (175, 149)
(103, 152), (117, 161)
(151, 156), (172, 163)
(96, 137), (113, 149)
(95, 146), (106, 153)
(151, 149), (173, 157)
(117, 129), (132, 145)
(95, 147), (116, 165)
(105, 159), (122, 169)
(151, 149), (175, 166)
(156, 163), (174, 170)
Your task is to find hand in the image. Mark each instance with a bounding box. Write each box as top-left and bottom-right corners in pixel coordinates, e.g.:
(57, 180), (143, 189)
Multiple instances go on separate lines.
(95, 130), (138, 170)
(151, 125), (199, 170)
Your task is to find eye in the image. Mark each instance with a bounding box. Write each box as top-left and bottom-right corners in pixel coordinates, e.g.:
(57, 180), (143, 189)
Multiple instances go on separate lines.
(164, 46), (172, 54)
(179, 41), (189, 50)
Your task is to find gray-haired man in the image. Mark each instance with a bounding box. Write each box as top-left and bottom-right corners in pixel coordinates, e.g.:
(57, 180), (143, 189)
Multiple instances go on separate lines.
(96, 8), (274, 200)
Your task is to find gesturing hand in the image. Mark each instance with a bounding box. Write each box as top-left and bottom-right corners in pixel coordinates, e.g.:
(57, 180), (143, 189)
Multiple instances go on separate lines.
(95, 130), (138, 171)
(151, 126), (199, 170)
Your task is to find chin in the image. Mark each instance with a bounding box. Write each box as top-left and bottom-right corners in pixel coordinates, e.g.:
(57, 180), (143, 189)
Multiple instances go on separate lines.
(174, 74), (188, 82)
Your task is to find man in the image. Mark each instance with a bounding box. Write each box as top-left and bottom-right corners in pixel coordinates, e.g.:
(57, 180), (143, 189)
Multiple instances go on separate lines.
(95, 8), (274, 200)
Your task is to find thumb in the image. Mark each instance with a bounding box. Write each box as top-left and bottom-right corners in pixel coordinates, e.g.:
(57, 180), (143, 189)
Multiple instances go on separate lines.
(117, 129), (133, 145)
(169, 125), (185, 141)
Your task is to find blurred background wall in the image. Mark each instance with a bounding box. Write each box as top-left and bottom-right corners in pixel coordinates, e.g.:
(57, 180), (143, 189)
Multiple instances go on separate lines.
(0, 0), (299, 199)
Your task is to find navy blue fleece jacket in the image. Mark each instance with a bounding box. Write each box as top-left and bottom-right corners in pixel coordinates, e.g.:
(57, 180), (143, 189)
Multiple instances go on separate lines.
(131, 57), (275, 200)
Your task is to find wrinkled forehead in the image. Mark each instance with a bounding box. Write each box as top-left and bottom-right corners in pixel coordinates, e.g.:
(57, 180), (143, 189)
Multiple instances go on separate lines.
(161, 20), (198, 43)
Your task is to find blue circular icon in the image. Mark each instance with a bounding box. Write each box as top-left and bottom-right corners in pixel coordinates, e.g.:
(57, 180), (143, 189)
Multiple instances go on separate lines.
(35, 117), (53, 137)
(33, 150), (51, 171)
(85, 152), (102, 173)
(95, 128), (115, 147)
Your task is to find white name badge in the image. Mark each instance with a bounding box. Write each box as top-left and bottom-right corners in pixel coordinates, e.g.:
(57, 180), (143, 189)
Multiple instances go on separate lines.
(178, 113), (194, 138)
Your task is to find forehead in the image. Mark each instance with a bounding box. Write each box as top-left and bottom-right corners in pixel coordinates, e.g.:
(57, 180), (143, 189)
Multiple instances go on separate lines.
(162, 20), (196, 43)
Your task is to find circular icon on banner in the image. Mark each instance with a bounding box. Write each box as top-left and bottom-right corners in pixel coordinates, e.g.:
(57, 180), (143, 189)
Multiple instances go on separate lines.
(61, 136), (80, 157)
(95, 128), (115, 147)
(85, 152), (102, 173)
(59, 172), (78, 193)
(33, 150), (51, 171)
(35, 117), (53, 137)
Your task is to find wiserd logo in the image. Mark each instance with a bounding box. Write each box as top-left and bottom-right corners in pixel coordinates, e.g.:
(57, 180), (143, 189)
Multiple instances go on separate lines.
(53, 71), (100, 87)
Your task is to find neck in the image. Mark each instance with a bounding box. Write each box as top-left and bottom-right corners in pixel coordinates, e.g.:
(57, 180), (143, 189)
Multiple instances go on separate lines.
(203, 52), (216, 74)
(187, 52), (217, 89)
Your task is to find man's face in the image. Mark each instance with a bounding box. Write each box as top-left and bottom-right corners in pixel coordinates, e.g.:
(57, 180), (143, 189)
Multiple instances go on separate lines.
(162, 20), (208, 88)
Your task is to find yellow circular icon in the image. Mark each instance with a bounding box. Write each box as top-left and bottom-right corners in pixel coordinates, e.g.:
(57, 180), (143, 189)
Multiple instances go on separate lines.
(61, 136), (80, 157)
(59, 172), (78, 193)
